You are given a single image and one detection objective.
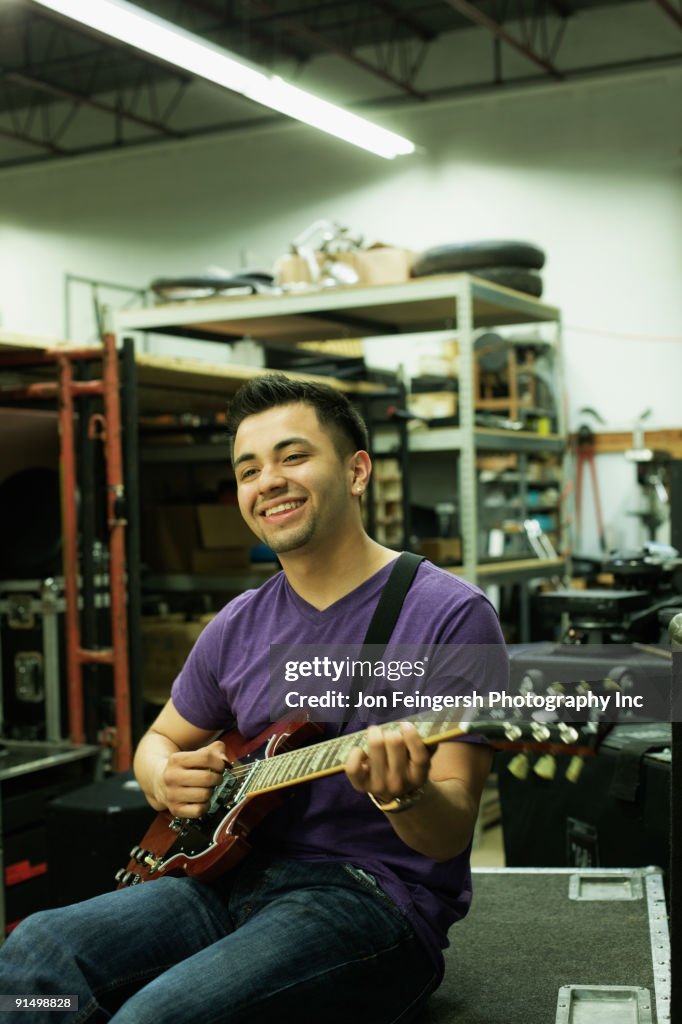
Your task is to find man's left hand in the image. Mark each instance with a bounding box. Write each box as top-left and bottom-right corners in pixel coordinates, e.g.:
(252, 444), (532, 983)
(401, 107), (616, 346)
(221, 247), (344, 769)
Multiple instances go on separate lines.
(345, 722), (431, 803)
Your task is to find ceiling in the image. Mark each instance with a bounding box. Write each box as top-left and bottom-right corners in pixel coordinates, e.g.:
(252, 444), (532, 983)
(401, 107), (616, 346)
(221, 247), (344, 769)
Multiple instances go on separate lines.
(0, 0), (680, 170)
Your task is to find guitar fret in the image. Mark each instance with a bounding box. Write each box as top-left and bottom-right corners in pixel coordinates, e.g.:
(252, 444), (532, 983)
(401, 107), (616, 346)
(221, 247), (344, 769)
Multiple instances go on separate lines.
(245, 712), (470, 795)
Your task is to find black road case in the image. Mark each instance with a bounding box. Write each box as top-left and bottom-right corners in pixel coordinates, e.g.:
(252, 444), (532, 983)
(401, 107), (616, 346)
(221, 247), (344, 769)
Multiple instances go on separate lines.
(424, 867), (669, 1024)
(498, 723), (671, 874)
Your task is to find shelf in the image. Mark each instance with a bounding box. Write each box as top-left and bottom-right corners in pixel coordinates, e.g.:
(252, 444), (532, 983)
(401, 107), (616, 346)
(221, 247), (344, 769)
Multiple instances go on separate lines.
(140, 442), (231, 463)
(0, 342), (382, 416)
(373, 426), (565, 455)
(0, 741), (101, 782)
(113, 274), (560, 345)
(448, 558), (566, 584)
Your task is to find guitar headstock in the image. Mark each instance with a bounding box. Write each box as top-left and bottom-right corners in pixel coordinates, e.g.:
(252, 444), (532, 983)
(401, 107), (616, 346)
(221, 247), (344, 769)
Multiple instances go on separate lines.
(398, 714), (612, 785)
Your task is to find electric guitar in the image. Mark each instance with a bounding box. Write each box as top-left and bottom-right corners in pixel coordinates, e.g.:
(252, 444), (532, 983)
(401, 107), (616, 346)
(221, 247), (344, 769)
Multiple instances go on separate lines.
(115, 712), (607, 889)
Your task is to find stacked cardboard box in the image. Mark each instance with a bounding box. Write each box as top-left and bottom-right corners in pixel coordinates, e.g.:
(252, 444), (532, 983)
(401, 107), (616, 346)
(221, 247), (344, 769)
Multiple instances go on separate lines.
(145, 503), (257, 574)
(140, 613), (214, 704)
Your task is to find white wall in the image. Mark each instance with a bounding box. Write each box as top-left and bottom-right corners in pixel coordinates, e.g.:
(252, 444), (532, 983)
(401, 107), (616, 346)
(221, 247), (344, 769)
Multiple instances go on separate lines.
(0, 29), (680, 556)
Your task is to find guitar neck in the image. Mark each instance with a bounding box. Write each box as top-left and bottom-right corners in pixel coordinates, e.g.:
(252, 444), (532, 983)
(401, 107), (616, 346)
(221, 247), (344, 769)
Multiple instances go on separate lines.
(244, 714), (469, 797)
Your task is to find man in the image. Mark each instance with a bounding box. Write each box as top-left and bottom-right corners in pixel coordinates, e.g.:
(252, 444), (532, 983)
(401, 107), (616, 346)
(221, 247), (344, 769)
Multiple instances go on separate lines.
(0, 374), (505, 1024)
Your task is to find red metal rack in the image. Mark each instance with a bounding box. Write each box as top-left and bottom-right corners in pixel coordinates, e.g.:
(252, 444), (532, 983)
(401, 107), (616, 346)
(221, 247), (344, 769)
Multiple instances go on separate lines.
(0, 333), (132, 769)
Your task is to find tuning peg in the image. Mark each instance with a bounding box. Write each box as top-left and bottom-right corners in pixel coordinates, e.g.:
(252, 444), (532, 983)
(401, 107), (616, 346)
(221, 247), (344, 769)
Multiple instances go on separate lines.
(533, 754), (557, 781)
(557, 723), (579, 745)
(507, 753), (531, 780)
(143, 854), (164, 872)
(518, 668), (544, 695)
(530, 723), (551, 743)
(565, 756), (585, 783)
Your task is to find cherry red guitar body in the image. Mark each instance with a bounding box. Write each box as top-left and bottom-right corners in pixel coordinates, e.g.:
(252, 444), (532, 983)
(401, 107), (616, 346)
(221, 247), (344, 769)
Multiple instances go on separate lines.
(117, 719), (322, 888)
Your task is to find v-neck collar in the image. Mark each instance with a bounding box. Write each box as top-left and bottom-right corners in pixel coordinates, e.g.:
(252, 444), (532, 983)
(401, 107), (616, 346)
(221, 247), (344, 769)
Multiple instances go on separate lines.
(282, 556), (400, 623)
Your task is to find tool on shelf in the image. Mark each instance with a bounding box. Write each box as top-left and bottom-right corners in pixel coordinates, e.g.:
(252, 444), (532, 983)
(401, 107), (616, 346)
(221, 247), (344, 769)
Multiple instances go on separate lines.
(575, 406), (607, 553)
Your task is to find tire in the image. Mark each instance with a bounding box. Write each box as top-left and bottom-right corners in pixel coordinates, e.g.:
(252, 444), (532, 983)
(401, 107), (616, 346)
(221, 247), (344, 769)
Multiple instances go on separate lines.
(467, 266), (544, 297)
(412, 240), (545, 277)
(150, 272), (274, 301)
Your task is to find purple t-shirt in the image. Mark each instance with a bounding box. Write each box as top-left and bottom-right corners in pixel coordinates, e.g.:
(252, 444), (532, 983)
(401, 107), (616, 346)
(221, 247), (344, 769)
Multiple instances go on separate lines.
(171, 559), (505, 977)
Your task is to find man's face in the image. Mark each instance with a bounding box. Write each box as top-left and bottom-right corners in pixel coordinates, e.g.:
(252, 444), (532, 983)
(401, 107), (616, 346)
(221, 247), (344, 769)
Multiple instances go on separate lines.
(233, 403), (357, 556)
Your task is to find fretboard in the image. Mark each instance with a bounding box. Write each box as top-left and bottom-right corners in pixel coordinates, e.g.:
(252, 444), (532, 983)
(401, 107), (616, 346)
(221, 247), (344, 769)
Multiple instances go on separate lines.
(243, 712), (471, 797)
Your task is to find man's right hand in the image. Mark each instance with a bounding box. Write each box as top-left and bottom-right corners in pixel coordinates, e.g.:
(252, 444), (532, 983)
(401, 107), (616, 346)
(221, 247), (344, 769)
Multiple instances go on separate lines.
(156, 739), (228, 818)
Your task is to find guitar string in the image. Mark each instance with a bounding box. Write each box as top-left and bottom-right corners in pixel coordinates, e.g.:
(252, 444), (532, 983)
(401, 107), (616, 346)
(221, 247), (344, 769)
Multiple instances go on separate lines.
(218, 718), (577, 787)
(215, 713), (470, 789)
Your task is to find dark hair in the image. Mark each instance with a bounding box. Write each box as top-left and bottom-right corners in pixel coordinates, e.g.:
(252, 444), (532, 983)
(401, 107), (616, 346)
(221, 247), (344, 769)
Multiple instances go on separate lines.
(226, 373), (369, 460)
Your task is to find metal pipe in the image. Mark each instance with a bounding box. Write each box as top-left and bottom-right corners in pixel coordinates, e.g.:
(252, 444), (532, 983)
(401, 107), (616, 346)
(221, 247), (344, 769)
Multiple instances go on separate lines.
(0, 348), (103, 368)
(78, 648), (114, 665)
(653, 0), (682, 30)
(122, 336), (144, 747)
(1, 381), (104, 401)
(101, 332), (132, 771)
(57, 354), (85, 746)
(77, 359), (100, 746)
(442, 0), (563, 79)
(6, 71), (183, 138)
(670, 614), (682, 1022)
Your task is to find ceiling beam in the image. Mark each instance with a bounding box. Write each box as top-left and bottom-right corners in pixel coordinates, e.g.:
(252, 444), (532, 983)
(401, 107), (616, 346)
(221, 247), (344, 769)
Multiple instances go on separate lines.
(652, 0), (682, 30)
(547, 0), (574, 17)
(0, 124), (66, 154)
(180, 0), (310, 62)
(370, 0), (438, 42)
(442, 0), (563, 80)
(5, 71), (183, 137)
(243, 0), (428, 99)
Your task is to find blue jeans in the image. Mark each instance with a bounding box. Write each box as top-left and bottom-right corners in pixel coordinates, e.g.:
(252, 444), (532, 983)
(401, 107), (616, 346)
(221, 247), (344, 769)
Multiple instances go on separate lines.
(0, 853), (438, 1024)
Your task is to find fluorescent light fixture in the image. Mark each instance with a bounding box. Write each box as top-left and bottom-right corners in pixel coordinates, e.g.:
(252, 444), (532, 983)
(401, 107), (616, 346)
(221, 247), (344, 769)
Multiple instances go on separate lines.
(32, 0), (416, 159)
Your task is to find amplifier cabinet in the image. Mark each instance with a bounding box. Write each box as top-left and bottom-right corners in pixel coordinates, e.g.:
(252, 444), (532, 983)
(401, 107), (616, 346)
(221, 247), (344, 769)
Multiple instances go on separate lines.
(498, 723), (671, 876)
(47, 771), (156, 906)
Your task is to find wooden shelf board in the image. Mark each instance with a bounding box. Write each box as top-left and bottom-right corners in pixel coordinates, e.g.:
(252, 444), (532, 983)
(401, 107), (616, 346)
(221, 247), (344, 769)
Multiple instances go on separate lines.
(114, 274), (559, 345)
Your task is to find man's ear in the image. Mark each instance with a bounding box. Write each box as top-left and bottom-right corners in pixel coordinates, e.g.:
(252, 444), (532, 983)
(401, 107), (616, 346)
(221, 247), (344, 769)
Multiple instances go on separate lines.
(349, 450), (372, 496)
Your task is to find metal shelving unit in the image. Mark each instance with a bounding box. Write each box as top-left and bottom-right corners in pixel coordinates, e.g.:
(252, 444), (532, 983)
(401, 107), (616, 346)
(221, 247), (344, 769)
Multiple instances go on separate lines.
(0, 331), (393, 756)
(114, 273), (566, 603)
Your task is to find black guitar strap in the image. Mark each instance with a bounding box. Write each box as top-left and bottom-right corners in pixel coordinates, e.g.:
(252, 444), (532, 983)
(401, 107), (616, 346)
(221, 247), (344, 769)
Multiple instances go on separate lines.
(337, 551), (425, 734)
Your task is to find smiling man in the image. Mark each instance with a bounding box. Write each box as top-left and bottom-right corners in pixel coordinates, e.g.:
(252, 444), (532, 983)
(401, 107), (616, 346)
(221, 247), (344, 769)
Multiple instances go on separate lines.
(0, 373), (506, 1024)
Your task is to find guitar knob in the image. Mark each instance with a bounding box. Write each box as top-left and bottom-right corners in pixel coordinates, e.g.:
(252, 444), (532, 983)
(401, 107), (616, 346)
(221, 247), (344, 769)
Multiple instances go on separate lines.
(533, 754), (557, 780)
(565, 755), (585, 783)
(507, 753), (530, 780)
